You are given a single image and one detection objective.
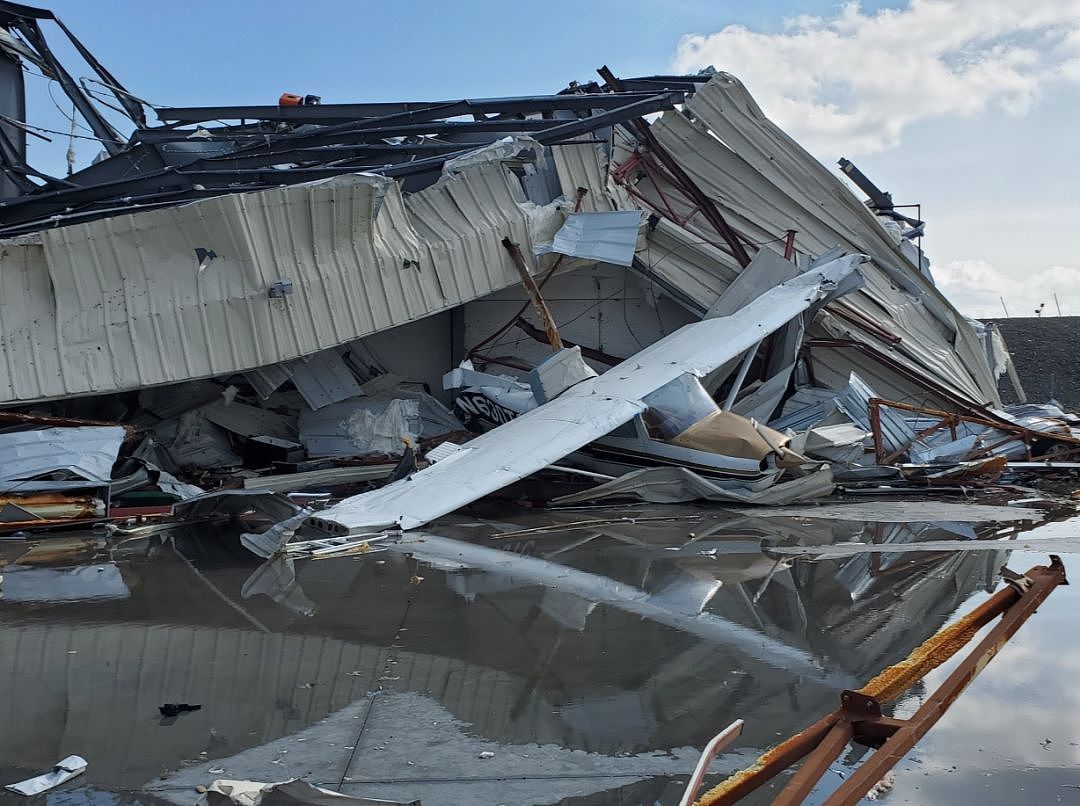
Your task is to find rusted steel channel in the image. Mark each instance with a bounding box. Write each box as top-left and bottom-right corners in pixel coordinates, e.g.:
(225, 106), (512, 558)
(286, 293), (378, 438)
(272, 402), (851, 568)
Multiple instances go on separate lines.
(693, 556), (1068, 806)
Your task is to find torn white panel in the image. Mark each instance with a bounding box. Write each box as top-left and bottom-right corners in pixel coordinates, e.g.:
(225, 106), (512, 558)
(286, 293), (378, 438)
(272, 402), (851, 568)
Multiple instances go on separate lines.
(443, 362), (527, 394)
(442, 135), (545, 175)
(527, 346), (597, 404)
(798, 423), (870, 465)
(534, 211), (642, 267)
(0, 426), (124, 490)
(305, 254), (862, 534)
(285, 350), (363, 411)
(550, 465), (833, 506)
(155, 470), (206, 500)
(5, 756), (87, 795)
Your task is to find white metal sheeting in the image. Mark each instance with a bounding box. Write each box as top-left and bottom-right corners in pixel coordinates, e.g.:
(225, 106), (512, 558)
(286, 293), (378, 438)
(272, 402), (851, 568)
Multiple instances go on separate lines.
(0, 425), (125, 491)
(624, 74), (999, 408)
(0, 157), (566, 405)
(535, 210), (643, 266)
(306, 254), (861, 534)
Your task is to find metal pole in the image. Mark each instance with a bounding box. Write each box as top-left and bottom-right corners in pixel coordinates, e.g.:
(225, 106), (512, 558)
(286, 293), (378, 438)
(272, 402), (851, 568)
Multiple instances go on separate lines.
(501, 238), (562, 352)
(677, 720), (744, 806)
(722, 340), (762, 411)
(823, 557), (1067, 805)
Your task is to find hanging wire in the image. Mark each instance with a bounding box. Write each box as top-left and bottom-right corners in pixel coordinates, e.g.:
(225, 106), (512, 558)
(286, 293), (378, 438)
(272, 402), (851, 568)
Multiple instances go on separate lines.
(65, 101), (76, 175)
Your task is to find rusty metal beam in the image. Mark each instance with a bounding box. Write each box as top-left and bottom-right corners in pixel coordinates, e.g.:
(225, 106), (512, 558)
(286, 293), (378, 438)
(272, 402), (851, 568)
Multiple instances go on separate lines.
(695, 557), (1067, 806)
(823, 556), (1066, 805)
(598, 65), (752, 268)
(501, 237), (563, 352)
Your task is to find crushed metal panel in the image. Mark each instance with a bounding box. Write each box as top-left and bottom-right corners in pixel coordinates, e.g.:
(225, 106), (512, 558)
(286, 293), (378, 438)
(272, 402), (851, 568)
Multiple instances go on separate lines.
(0, 155), (568, 405)
(634, 217), (737, 313)
(535, 210), (643, 267)
(0, 426), (125, 489)
(243, 364), (291, 400)
(706, 247), (799, 319)
(200, 400), (297, 440)
(153, 411), (242, 470)
(551, 465), (834, 506)
(285, 349), (363, 411)
(305, 254), (861, 533)
(642, 89), (999, 407)
(550, 141), (630, 212)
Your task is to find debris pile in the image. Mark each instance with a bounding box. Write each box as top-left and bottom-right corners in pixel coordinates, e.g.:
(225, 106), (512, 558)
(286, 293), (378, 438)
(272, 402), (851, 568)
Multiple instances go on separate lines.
(0, 1), (1073, 543)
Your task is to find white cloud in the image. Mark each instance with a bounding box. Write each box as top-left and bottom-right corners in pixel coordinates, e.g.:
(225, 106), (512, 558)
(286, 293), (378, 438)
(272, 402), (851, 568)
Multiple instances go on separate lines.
(932, 259), (1080, 317)
(672, 0), (1080, 155)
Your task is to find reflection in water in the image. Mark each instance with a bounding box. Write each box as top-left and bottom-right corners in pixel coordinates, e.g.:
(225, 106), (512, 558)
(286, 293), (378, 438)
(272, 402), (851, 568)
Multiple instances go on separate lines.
(0, 507), (1025, 799)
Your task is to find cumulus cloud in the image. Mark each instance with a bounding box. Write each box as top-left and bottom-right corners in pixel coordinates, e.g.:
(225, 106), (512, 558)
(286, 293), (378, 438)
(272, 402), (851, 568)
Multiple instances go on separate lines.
(932, 259), (1080, 318)
(672, 0), (1080, 155)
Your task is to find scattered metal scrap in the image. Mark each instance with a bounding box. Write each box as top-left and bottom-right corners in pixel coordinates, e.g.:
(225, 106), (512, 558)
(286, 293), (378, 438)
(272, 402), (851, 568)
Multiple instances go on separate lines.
(4, 755), (87, 796)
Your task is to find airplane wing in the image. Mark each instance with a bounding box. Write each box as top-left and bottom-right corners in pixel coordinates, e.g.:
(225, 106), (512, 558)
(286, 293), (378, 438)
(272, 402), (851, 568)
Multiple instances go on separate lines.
(306, 253), (864, 534)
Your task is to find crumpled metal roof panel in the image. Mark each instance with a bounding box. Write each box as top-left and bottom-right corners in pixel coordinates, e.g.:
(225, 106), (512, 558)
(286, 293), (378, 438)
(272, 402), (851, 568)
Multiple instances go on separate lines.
(0, 159), (566, 404)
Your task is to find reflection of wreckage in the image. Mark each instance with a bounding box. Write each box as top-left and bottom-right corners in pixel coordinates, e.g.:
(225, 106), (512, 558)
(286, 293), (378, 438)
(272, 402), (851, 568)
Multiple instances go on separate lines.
(0, 508), (1026, 785)
(0, 1), (1075, 535)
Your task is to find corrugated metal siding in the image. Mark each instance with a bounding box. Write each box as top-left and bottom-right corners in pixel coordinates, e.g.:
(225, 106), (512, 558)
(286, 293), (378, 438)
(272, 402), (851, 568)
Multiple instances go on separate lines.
(0, 160), (568, 405)
(635, 94), (998, 406)
(678, 75), (999, 404)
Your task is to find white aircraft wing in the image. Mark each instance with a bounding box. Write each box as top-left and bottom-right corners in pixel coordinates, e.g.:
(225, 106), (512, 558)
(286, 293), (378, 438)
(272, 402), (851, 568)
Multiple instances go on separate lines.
(307, 254), (863, 534)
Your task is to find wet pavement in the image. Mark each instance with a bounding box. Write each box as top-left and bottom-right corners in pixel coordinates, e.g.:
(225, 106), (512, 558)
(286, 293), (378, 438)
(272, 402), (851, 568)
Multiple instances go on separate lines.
(0, 498), (1077, 805)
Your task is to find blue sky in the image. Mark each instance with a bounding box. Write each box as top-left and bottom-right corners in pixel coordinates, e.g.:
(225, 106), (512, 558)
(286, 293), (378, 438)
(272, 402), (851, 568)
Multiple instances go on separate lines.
(20, 0), (1080, 317)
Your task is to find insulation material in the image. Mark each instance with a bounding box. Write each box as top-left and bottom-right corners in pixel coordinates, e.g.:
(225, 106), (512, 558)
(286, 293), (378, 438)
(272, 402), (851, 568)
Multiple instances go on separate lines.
(302, 398), (420, 458)
(300, 391), (464, 458)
